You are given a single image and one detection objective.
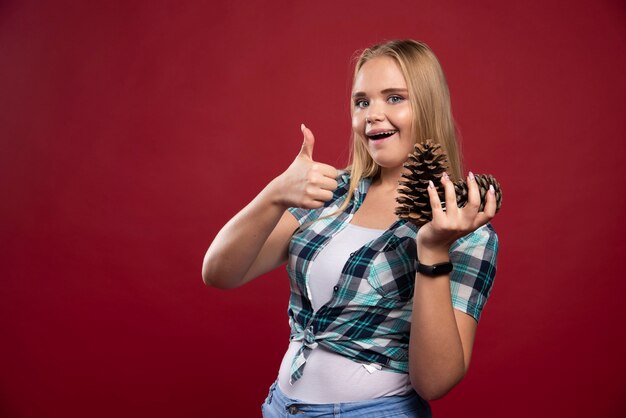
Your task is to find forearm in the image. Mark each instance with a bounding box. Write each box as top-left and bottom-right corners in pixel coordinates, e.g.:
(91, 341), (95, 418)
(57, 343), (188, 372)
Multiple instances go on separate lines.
(202, 125), (340, 288)
(202, 177), (287, 289)
(408, 247), (466, 400)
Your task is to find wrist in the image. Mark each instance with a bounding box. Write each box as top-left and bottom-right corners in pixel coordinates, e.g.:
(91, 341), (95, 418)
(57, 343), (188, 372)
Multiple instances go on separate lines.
(417, 245), (451, 265)
(265, 176), (291, 210)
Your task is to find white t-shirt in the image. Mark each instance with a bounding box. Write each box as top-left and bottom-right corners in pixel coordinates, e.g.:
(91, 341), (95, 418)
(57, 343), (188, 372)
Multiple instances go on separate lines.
(277, 223), (413, 403)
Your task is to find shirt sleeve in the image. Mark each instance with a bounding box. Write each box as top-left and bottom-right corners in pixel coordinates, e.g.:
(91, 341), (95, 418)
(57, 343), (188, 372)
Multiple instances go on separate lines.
(449, 223), (498, 322)
(287, 206), (321, 226)
(287, 170), (350, 226)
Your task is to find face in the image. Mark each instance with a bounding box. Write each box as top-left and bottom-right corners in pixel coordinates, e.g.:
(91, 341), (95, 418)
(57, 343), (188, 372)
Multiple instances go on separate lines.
(351, 56), (415, 172)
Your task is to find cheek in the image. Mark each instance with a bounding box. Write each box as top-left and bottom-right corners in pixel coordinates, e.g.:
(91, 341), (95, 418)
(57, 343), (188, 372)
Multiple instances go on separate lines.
(351, 112), (363, 132)
(351, 120), (368, 150)
(395, 106), (413, 129)
(351, 113), (368, 145)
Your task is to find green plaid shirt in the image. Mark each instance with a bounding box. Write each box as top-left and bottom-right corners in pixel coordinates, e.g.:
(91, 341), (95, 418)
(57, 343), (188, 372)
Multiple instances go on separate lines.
(286, 172), (498, 384)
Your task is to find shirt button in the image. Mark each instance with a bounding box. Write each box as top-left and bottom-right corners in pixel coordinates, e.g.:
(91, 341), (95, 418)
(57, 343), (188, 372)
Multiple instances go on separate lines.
(333, 286), (339, 292)
(349, 252), (355, 257)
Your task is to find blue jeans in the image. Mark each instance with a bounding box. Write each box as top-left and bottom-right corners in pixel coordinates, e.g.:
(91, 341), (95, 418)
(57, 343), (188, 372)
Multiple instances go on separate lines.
(261, 380), (433, 417)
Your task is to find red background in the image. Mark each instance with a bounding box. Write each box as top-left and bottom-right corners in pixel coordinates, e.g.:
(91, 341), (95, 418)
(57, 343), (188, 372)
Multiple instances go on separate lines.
(1, 1), (625, 417)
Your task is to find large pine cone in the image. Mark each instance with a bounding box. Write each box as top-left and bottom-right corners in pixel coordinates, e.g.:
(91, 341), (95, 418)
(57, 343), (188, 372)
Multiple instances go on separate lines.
(395, 141), (448, 225)
(395, 140), (503, 226)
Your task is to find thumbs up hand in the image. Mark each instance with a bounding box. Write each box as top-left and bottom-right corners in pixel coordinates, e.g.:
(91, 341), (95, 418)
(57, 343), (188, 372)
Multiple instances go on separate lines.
(273, 124), (339, 209)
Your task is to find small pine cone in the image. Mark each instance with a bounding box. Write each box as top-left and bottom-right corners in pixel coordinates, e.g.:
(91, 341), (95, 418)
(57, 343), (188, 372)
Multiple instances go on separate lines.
(396, 140), (503, 226)
(453, 175), (503, 212)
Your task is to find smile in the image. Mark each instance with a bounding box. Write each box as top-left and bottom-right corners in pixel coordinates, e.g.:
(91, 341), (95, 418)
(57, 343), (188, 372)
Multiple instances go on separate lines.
(366, 130), (398, 141)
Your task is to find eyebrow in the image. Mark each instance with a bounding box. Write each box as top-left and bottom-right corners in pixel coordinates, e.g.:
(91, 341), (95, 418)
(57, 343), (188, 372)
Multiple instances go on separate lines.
(352, 88), (408, 98)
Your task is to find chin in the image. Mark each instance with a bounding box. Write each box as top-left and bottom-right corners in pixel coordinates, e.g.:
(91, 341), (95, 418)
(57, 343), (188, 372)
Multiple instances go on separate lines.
(368, 153), (403, 168)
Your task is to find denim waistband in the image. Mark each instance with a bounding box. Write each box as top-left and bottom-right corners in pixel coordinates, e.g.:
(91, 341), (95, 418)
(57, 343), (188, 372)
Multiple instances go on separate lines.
(263, 380), (432, 417)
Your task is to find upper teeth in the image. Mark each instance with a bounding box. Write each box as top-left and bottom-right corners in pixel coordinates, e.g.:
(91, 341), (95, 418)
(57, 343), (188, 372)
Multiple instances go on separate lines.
(369, 130), (397, 138)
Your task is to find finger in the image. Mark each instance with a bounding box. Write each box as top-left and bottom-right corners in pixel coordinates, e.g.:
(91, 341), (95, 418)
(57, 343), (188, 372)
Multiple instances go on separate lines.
(427, 180), (445, 220)
(317, 176), (339, 192)
(472, 212), (490, 228)
(483, 184), (497, 217)
(442, 172), (458, 217)
(473, 185), (497, 227)
(299, 123), (315, 159)
(316, 162), (339, 179)
(304, 199), (325, 209)
(465, 171), (480, 213)
(311, 189), (334, 202)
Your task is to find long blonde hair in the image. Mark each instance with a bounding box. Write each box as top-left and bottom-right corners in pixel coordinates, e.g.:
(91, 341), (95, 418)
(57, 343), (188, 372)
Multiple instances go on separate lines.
(341, 39), (463, 213)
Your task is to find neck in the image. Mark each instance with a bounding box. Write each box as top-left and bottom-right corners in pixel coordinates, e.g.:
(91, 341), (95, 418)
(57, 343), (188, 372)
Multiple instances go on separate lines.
(373, 165), (405, 190)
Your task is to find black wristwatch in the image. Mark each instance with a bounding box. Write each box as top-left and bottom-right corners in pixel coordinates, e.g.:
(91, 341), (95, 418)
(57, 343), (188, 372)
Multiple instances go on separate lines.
(417, 261), (453, 277)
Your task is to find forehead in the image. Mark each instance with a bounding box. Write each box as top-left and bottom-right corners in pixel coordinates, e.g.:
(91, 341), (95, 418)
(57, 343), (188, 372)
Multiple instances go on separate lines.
(352, 56), (407, 93)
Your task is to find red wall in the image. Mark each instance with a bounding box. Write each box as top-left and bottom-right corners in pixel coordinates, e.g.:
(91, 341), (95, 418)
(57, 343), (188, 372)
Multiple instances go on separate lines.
(1, 1), (625, 417)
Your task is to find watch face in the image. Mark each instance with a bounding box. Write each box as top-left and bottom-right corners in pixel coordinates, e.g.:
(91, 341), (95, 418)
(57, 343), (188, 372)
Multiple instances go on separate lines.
(433, 263), (453, 275)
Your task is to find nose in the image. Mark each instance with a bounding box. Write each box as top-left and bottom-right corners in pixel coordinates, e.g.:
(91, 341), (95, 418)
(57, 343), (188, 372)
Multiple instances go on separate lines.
(365, 102), (385, 124)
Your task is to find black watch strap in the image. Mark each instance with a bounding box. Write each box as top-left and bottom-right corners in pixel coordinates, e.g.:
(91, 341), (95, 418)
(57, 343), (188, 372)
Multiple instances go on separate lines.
(417, 261), (453, 277)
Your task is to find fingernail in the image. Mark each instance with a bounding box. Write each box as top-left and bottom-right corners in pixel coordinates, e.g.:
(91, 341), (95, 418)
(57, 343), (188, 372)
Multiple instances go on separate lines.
(428, 180), (435, 189)
(469, 171), (475, 181)
(301, 123), (306, 131)
(489, 185), (495, 195)
(442, 172), (449, 181)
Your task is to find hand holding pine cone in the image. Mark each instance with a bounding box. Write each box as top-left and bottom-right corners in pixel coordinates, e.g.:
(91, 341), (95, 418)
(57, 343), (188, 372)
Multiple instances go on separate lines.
(395, 140), (502, 226)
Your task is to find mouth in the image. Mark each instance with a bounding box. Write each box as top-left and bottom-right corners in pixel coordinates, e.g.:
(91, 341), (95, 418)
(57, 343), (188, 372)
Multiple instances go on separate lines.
(366, 130), (398, 141)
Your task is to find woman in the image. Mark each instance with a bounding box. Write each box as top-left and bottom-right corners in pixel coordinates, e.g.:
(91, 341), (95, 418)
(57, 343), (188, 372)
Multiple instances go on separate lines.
(202, 39), (498, 417)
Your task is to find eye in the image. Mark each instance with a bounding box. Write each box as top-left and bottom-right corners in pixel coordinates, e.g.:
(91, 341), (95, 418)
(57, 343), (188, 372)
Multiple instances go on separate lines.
(354, 99), (369, 109)
(388, 95), (405, 104)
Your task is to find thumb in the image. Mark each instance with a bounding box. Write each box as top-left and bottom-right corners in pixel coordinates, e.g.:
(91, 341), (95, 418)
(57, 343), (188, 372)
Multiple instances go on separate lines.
(299, 123), (315, 159)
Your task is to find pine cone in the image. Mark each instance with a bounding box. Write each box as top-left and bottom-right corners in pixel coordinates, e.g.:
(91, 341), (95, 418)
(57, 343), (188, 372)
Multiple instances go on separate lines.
(395, 140), (503, 226)
(453, 175), (503, 212)
(395, 141), (448, 225)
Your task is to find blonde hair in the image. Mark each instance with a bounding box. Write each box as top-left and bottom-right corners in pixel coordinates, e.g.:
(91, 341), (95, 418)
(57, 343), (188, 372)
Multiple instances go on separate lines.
(340, 39), (463, 213)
